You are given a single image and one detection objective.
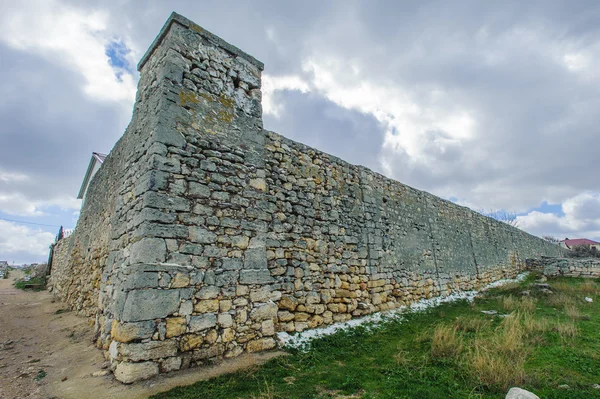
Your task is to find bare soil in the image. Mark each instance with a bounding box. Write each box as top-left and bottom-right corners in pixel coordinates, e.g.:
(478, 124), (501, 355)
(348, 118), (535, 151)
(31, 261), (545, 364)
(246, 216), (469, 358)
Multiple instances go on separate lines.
(0, 270), (283, 399)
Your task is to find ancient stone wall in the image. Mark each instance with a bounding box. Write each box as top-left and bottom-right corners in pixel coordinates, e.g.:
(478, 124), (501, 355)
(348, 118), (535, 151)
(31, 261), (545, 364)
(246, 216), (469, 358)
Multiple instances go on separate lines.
(527, 257), (600, 277)
(50, 12), (566, 383)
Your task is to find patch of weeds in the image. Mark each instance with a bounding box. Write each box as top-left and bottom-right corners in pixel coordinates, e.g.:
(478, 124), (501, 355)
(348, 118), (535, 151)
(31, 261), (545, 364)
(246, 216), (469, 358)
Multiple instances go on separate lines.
(55, 308), (70, 315)
(34, 370), (47, 381)
(14, 277), (46, 291)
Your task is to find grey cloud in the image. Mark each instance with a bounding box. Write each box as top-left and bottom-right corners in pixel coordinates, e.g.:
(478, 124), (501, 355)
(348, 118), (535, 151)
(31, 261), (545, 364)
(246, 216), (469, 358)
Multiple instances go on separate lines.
(2, 0), (600, 246)
(264, 90), (385, 171)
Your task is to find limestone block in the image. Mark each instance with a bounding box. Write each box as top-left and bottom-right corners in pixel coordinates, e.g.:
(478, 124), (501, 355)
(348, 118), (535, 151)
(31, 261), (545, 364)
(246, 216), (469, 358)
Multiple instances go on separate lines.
(111, 320), (155, 343)
(196, 286), (219, 299)
(240, 269), (271, 284)
(160, 357), (182, 373)
(246, 338), (276, 353)
(189, 227), (217, 244)
(194, 299), (219, 313)
(218, 313), (233, 328)
(180, 334), (204, 351)
(166, 317), (187, 338)
(244, 247), (268, 269)
(261, 319), (275, 336)
(119, 340), (178, 362)
(121, 289), (180, 322)
(279, 295), (298, 311)
(129, 238), (167, 264)
(189, 314), (217, 332)
(250, 302), (277, 321)
(171, 273), (190, 288)
(114, 361), (159, 384)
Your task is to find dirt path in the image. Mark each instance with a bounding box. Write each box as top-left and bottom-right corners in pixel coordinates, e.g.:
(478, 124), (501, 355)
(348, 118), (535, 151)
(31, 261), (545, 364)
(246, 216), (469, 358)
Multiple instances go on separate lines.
(0, 271), (282, 399)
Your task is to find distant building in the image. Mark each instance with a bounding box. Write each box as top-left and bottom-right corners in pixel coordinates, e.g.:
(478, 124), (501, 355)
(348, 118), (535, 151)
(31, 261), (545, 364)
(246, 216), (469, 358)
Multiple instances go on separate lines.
(77, 152), (107, 200)
(0, 261), (8, 267)
(559, 238), (600, 250)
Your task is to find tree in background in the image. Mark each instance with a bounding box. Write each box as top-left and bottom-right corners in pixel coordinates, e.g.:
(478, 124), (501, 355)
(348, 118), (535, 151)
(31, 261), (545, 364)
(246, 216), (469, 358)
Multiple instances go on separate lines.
(478, 210), (519, 228)
(541, 235), (560, 243)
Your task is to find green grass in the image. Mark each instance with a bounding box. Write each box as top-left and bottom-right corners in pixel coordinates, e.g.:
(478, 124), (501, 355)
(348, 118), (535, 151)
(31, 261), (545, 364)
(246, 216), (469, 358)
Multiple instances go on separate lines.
(14, 277), (46, 291)
(151, 276), (600, 399)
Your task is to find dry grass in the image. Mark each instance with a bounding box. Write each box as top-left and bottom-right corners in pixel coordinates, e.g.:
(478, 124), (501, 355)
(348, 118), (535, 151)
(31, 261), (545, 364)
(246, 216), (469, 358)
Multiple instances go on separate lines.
(250, 379), (280, 399)
(500, 295), (537, 313)
(553, 280), (600, 296)
(393, 350), (410, 366)
(454, 316), (491, 333)
(431, 324), (463, 359)
(579, 280), (600, 295)
(553, 321), (579, 340)
(464, 344), (526, 391)
(462, 312), (532, 391)
(564, 304), (589, 321)
(522, 315), (550, 336)
(546, 293), (576, 308)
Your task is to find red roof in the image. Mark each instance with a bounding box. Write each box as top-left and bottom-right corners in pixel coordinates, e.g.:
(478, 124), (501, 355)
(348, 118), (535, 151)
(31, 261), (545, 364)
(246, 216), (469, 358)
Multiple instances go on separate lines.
(561, 238), (600, 247)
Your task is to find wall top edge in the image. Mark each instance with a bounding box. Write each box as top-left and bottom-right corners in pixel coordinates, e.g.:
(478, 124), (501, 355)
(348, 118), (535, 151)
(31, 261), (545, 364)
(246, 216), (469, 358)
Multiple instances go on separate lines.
(137, 11), (265, 72)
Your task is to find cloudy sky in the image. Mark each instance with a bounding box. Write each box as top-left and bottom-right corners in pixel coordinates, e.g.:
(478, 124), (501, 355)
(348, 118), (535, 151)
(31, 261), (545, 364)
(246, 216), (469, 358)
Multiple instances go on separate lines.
(1, 0), (599, 264)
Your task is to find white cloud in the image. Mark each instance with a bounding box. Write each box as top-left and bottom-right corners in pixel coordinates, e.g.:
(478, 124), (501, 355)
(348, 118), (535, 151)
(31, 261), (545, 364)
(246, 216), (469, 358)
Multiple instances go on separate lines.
(262, 74), (310, 117)
(0, 192), (80, 217)
(517, 192), (600, 240)
(0, 0), (136, 105)
(0, 171), (29, 183)
(0, 220), (55, 264)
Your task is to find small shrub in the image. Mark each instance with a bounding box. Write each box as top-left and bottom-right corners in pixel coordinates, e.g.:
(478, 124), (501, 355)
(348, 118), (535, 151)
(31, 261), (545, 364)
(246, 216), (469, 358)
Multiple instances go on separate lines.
(431, 324), (463, 359)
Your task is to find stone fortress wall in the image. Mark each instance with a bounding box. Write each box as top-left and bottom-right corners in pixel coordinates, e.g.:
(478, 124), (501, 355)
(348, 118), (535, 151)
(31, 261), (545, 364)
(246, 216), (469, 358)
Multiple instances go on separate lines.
(50, 12), (565, 383)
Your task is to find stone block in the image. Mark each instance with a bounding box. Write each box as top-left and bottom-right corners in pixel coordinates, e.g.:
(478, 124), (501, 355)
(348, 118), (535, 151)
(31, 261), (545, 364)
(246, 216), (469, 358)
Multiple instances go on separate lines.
(143, 191), (190, 212)
(246, 338), (276, 353)
(188, 182), (211, 198)
(250, 302), (277, 321)
(218, 313), (233, 328)
(244, 247), (267, 269)
(180, 334), (203, 351)
(279, 295), (298, 311)
(121, 289), (180, 322)
(189, 227), (218, 244)
(119, 340), (178, 362)
(222, 258), (243, 270)
(129, 238), (167, 265)
(240, 269), (271, 285)
(189, 314), (217, 332)
(166, 317), (187, 338)
(196, 286), (219, 299)
(194, 299), (219, 313)
(160, 357), (182, 373)
(114, 361), (159, 384)
(111, 320), (156, 343)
